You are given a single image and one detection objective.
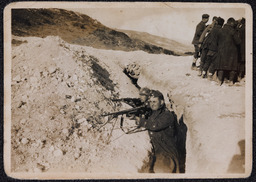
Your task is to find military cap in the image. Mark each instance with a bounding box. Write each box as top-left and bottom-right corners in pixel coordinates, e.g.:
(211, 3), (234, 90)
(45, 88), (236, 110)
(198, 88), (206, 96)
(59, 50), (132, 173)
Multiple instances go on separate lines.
(212, 16), (218, 21)
(202, 14), (209, 19)
(139, 87), (151, 96)
(227, 17), (236, 24)
(150, 90), (164, 101)
(217, 17), (225, 26)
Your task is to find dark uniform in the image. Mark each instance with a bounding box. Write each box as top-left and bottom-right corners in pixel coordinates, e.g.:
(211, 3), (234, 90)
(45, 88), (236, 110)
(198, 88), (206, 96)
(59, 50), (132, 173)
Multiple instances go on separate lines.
(192, 21), (207, 59)
(237, 19), (245, 79)
(216, 21), (241, 83)
(139, 105), (179, 173)
(202, 24), (223, 76)
(199, 25), (213, 74)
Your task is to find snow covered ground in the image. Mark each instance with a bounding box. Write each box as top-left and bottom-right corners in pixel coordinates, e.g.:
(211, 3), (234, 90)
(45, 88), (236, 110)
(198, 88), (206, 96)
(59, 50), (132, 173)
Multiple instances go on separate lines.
(7, 35), (248, 178)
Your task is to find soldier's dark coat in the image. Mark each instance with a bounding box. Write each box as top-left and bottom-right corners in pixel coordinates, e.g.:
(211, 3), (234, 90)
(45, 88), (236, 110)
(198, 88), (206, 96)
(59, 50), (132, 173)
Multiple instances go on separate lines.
(207, 25), (222, 52)
(237, 22), (245, 76)
(199, 22), (215, 44)
(140, 106), (179, 173)
(200, 24), (223, 73)
(238, 23), (245, 63)
(216, 24), (241, 71)
(192, 21), (207, 45)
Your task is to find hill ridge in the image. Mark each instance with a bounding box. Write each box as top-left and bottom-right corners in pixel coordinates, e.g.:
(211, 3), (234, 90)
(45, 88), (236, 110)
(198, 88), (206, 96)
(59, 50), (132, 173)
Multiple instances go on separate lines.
(12, 8), (192, 56)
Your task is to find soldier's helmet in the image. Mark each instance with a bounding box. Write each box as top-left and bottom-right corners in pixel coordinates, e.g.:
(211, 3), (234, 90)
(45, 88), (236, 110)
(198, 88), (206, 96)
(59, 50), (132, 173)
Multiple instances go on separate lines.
(139, 87), (151, 97)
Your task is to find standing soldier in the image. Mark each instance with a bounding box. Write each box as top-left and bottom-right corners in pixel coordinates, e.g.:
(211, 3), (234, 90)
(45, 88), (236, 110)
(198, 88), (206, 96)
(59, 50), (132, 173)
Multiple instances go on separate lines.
(191, 14), (209, 70)
(215, 17), (241, 85)
(198, 16), (218, 77)
(136, 90), (179, 173)
(200, 17), (225, 79)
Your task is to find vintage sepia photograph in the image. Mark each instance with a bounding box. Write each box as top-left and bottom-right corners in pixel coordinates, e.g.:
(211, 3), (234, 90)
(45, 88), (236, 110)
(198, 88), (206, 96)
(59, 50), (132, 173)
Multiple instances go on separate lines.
(4, 2), (253, 179)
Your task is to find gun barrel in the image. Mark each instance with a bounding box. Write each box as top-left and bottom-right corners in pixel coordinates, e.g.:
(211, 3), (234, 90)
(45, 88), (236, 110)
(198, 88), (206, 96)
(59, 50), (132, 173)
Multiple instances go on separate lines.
(111, 99), (123, 102)
(101, 106), (145, 117)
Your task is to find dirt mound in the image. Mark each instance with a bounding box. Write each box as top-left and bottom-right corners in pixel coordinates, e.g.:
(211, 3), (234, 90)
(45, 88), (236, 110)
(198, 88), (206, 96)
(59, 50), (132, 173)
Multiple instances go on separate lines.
(11, 36), (151, 173)
(12, 8), (185, 56)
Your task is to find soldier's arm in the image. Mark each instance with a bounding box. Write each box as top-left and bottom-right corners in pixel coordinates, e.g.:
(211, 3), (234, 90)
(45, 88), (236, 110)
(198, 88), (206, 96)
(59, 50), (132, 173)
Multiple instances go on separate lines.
(199, 25), (211, 44)
(196, 23), (205, 38)
(123, 98), (142, 108)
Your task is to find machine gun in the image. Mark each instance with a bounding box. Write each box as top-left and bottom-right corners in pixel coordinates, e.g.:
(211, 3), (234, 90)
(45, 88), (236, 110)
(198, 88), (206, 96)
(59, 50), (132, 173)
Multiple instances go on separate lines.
(111, 98), (142, 108)
(101, 105), (146, 118)
(111, 98), (125, 102)
(101, 105), (149, 134)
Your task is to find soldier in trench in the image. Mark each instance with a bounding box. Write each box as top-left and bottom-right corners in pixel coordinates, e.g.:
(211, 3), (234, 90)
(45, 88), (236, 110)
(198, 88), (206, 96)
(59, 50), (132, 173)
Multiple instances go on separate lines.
(121, 87), (152, 121)
(119, 87), (151, 108)
(136, 90), (180, 173)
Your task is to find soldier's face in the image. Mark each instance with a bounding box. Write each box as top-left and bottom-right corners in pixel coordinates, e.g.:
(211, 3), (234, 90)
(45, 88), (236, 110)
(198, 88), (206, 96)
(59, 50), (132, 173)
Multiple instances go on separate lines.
(139, 94), (147, 103)
(149, 97), (163, 111)
(203, 18), (209, 23)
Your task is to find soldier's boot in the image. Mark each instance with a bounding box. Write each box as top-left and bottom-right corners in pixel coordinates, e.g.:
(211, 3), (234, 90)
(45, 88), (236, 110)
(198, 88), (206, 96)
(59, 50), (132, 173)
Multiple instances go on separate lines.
(197, 70), (202, 76)
(208, 73), (213, 81)
(202, 71), (207, 78)
(191, 58), (197, 70)
(228, 71), (236, 86)
(237, 71), (244, 82)
(149, 169), (155, 173)
(217, 71), (224, 85)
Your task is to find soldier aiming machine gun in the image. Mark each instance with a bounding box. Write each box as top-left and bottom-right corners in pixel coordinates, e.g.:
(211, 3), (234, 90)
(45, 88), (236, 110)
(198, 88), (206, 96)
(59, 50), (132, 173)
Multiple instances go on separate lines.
(101, 105), (149, 134)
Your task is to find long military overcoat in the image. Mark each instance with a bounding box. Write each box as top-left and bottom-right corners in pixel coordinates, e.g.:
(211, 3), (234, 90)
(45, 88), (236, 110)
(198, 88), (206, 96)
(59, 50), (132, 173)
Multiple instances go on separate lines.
(216, 24), (241, 71)
(140, 106), (180, 173)
(207, 25), (222, 52)
(238, 23), (245, 63)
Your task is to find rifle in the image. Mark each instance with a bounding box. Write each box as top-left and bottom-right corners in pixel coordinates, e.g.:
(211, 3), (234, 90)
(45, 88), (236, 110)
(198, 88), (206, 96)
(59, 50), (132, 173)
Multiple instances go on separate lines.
(111, 98), (142, 108)
(101, 105), (146, 117)
(101, 105), (151, 135)
(111, 98), (125, 102)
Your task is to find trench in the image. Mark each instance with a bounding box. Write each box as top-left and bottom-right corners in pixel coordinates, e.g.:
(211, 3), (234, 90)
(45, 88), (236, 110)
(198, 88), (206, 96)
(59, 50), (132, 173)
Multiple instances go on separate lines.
(122, 66), (187, 173)
(129, 57), (246, 174)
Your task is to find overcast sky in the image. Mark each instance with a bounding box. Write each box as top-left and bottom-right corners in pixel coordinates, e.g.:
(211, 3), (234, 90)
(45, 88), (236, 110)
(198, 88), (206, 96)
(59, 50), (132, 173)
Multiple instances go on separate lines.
(68, 4), (246, 45)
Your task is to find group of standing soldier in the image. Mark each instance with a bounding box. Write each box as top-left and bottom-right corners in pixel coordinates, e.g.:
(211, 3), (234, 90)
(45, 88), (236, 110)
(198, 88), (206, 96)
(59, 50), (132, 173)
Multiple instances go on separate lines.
(192, 14), (245, 85)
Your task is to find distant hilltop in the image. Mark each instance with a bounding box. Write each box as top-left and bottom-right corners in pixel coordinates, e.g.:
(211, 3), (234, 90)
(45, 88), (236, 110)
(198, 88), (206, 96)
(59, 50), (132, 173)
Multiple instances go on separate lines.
(12, 8), (193, 56)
